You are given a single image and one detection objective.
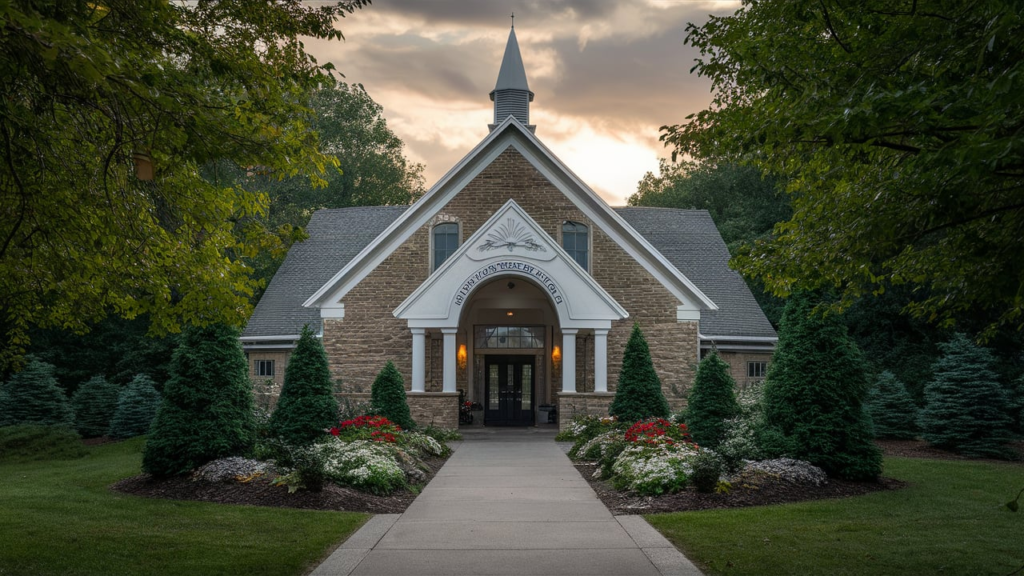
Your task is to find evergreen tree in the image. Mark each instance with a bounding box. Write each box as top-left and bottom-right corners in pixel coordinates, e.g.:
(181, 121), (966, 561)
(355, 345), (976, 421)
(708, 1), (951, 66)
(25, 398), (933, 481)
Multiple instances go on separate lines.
(609, 323), (670, 423)
(370, 361), (415, 430)
(142, 324), (255, 477)
(685, 350), (740, 449)
(71, 376), (120, 438)
(864, 371), (919, 440)
(758, 292), (882, 480)
(107, 375), (162, 439)
(0, 357), (75, 428)
(918, 334), (1014, 458)
(1009, 375), (1024, 438)
(268, 325), (338, 445)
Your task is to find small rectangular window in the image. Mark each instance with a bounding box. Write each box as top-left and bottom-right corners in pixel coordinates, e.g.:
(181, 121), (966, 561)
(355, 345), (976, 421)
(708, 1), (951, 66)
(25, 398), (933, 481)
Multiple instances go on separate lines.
(255, 360), (275, 377)
(747, 361), (767, 379)
(561, 221), (589, 271)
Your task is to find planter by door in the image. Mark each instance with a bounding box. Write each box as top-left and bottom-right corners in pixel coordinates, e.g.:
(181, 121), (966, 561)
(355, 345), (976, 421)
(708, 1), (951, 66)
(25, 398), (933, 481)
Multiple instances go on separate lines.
(484, 355), (535, 426)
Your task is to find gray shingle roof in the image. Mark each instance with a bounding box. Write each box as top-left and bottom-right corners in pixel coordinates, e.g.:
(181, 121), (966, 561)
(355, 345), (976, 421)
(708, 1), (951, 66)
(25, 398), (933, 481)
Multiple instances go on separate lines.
(243, 205), (776, 340)
(614, 207), (777, 339)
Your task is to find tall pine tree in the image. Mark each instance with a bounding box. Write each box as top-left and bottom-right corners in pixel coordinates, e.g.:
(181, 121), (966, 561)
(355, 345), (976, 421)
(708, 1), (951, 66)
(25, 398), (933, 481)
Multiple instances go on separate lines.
(865, 371), (920, 440)
(609, 323), (670, 423)
(371, 361), (415, 430)
(71, 376), (120, 438)
(685, 350), (740, 448)
(758, 292), (881, 480)
(919, 334), (1014, 458)
(0, 357), (75, 428)
(269, 325), (338, 445)
(142, 324), (255, 477)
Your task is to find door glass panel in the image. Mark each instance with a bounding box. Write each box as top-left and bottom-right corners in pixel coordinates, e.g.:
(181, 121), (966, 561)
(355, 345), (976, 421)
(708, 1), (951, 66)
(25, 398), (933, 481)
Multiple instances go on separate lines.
(489, 365), (499, 409)
(521, 364), (532, 407)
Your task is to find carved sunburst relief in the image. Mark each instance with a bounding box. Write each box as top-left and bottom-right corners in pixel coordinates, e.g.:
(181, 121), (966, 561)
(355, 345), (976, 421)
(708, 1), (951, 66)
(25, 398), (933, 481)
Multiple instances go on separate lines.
(478, 218), (547, 253)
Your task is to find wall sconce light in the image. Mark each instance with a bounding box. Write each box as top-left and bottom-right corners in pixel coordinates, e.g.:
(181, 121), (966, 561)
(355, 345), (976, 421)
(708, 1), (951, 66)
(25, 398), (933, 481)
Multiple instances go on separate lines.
(457, 344), (467, 370)
(506, 310), (514, 317)
(552, 345), (561, 368)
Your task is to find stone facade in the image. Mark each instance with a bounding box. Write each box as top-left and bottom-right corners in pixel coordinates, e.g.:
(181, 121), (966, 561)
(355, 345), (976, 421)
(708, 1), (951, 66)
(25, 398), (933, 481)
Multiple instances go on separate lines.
(406, 393), (459, 429)
(716, 350), (774, 391)
(322, 148), (700, 411)
(247, 350), (290, 388)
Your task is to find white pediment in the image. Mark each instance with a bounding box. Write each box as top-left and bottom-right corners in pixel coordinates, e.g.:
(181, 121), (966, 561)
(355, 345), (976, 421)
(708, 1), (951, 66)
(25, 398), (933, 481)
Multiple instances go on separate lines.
(394, 200), (628, 329)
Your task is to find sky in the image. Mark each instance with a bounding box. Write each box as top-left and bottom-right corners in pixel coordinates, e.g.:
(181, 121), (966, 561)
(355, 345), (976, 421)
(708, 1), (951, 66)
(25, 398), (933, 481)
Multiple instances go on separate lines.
(305, 0), (739, 205)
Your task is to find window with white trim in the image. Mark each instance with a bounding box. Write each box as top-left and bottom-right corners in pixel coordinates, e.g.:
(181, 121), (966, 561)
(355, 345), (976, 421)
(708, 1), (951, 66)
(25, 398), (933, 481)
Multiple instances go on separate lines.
(561, 221), (589, 271)
(433, 222), (459, 270)
(747, 361), (767, 379)
(255, 360), (275, 377)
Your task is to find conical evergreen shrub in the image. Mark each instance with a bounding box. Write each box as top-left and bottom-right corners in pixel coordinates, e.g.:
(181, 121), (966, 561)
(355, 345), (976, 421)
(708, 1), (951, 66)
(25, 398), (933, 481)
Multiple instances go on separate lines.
(757, 292), (882, 480)
(1008, 375), (1024, 438)
(918, 333), (1014, 458)
(371, 361), (415, 430)
(865, 371), (919, 440)
(609, 323), (670, 423)
(269, 325), (338, 445)
(107, 374), (162, 439)
(71, 376), (120, 438)
(685, 350), (740, 449)
(0, 357), (75, 428)
(142, 324), (255, 477)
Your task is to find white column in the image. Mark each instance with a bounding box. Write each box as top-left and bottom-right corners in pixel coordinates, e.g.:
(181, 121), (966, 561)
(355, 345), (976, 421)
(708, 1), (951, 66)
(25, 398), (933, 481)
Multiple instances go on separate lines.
(411, 328), (426, 393)
(561, 329), (578, 393)
(442, 328), (458, 393)
(593, 328), (609, 393)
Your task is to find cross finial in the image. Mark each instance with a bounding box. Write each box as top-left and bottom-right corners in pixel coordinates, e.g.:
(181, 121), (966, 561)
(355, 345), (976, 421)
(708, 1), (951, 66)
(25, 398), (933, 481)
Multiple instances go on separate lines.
(511, 12), (514, 28)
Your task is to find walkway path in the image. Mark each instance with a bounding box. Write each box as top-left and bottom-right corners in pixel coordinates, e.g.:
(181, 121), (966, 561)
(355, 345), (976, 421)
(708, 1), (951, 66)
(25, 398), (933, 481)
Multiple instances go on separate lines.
(311, 427), (703, 576)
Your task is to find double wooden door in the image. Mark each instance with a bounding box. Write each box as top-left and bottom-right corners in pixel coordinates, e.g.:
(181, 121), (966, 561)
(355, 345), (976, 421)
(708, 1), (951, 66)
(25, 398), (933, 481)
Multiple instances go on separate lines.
(484, 355), (535, 426)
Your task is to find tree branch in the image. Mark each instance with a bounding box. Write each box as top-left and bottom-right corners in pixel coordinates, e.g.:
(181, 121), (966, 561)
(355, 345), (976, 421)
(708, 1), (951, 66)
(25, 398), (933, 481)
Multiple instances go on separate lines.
(819, 0), (852, 54)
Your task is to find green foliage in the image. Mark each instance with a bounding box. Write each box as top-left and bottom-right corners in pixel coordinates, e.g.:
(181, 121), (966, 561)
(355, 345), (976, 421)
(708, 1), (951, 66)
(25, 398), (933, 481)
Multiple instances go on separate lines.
(918, 334), (1015, 458)
(685, 351), (740, 449)
(865, 371), (919, 440)
(70, 376), (120, 438)
(107, 374), (162, 440)
(142, 324), (255, 477)
(757, 292), (882, 480)
(0, 424), (87, 463)
(420, 425), (463, 443)
(0, 357), (75, 428)
(0, 0), (369, 372)
(1009, 375), (1024, 438)
(665, 0), (1024, 339)
(690, 451), (725, 493)
(269, 326), (338, 446)
(609, 324), (670, 422)
(370, 361), (416, 431)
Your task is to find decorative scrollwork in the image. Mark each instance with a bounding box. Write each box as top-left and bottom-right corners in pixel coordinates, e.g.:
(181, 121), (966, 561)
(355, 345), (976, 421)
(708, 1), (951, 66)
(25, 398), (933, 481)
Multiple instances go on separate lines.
(478, 218), (547, 253)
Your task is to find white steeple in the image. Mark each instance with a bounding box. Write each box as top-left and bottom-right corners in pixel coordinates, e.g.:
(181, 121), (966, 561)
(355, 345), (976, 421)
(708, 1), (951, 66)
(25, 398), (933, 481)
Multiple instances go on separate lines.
(489, 23), (535, 132)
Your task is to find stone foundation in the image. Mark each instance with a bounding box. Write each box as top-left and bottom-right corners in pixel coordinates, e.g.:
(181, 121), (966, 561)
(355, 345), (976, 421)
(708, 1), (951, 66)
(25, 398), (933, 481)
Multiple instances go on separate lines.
(406, 392), (459, 429)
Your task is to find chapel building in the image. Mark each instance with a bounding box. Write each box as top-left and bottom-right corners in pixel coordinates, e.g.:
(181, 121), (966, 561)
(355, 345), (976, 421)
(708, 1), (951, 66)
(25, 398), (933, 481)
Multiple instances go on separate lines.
(241, 26), (777, 429)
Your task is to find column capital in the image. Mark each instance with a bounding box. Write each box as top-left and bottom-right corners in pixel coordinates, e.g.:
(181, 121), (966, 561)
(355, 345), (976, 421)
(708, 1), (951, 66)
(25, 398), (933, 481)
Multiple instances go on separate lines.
(593, 328), (609, 336)
(440, 328), (459, 335)
(410, 327), (426, 335)
(561, 328), (579, 335)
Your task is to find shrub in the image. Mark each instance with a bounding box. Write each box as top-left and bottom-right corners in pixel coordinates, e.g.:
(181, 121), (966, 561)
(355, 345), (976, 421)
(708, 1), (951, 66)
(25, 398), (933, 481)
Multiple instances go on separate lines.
(611, 442), (700, 495)
(107, 374), (162, 439)
(370, 361), (416, 431)
(757, 291), (882, 481)
(0, 357), (75, 428)
(142, 324), (255, 477)
(71, 376), (120, 438)
(739, 458), (828, 486)
(421, 425), (463, 443)
(1007, 375), (1024, 438)
(558, 414), (620, 442)
(690, 450), (724, 493)
(684, 351), (740, 449)
(865, 371), (919, 440)
(269, 326), (338, 446)
(624, 418), (692, 446)
(609, 323), (670, 423)
(574, 430), (626, 462)
(0, 424), (87, 463)
(717, 383), (767, 471)
(317, 438), (407, 495)
(918, 333), (1015, 458)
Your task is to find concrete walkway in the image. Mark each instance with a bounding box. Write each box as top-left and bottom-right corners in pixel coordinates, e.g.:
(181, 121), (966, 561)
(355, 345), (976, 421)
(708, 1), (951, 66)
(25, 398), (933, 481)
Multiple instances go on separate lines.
(311, 427), (704, 576)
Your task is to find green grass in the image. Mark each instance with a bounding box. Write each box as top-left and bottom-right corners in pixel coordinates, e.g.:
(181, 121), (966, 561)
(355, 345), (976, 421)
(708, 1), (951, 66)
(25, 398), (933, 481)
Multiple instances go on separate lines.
(0, 437), (368, 576)
(646, 457), (1024, 576)
(0, 425), (89, 463)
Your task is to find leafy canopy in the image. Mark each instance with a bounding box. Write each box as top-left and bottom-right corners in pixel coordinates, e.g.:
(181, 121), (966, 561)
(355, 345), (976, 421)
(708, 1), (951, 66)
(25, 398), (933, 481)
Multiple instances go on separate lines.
(0, 0), (368, 370)
(663, 0), (1024, 338)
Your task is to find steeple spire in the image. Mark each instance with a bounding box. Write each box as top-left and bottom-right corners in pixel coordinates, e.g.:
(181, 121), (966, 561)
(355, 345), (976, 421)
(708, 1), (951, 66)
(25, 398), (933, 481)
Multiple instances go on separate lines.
(489, 24), (535, 132)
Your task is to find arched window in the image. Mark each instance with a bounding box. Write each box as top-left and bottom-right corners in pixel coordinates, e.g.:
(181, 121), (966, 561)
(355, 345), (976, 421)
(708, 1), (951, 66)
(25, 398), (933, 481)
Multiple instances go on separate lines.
(561, 221), (589, 271)
(433, 222), (459, 270)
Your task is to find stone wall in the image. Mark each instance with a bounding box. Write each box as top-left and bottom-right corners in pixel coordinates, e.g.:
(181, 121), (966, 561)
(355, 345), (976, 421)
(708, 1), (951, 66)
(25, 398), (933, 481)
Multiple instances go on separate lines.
(406, 393), (459, 429)
(716, 350), (774, 391)
(247, 350), (290, 388)
(315, 147), (701, 408)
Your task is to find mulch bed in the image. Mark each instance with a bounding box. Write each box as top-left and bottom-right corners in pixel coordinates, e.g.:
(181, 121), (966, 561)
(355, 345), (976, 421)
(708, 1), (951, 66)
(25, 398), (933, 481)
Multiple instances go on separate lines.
(110, 455), (449, 514)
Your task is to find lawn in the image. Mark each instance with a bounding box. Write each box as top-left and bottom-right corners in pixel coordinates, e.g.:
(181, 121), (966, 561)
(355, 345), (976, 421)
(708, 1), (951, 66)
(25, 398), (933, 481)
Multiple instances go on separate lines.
(646, 457), (1024, 576)
(0, 437), (368, 576)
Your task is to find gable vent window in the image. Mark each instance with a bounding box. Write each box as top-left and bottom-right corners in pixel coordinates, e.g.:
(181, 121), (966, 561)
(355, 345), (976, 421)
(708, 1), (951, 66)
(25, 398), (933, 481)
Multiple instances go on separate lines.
(255, 360), (275, 377)
(433, 223), (459, 270)
(561, 221), (589, 271)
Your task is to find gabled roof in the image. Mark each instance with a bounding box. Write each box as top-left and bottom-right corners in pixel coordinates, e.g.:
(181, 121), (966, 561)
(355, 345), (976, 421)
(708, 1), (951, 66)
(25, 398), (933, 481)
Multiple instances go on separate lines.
(241, 205), (775, 340)
(302, 116), (717, 315)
